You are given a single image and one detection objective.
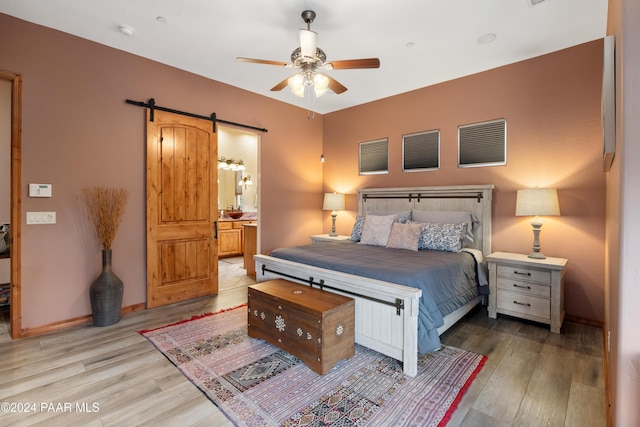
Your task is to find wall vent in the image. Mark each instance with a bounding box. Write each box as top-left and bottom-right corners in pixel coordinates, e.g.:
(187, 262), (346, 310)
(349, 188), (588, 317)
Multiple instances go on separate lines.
(402, 130), (439, 172)
(458, 118), (506, 168)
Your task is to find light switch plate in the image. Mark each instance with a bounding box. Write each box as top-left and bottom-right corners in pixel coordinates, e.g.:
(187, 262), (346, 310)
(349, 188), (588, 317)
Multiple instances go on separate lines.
(26, 212), (56, 224)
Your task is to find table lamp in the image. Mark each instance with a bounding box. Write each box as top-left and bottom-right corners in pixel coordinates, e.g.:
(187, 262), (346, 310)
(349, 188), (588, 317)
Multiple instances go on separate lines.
(515, 188), (560, 259)
(323, 192), (345, 237)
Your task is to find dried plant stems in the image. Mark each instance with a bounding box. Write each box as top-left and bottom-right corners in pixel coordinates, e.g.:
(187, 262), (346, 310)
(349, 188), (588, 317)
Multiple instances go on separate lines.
(81, 187), (130, 250)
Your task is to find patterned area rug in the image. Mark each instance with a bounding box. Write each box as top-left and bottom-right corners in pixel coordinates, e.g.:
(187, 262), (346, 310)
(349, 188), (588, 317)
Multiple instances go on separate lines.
(140, 305), (486, 426)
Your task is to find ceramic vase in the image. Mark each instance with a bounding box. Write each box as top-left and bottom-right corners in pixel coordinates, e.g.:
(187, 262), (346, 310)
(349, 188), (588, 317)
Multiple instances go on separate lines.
(89, 249), (124, 327)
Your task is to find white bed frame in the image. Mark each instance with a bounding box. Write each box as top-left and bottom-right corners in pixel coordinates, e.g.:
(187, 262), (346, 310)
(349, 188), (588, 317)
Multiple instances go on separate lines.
(255, 184), (494, 376)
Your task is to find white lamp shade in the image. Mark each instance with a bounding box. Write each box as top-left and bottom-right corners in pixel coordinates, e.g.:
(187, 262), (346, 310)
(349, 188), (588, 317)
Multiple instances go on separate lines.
(516, 188), (560, 217)
(323, 192), (345, 211)
(288, 74), (306, 97)
(313, 74), (329, 97)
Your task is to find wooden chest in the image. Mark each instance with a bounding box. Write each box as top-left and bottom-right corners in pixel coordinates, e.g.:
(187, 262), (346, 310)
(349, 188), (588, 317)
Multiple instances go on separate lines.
(248, 279), (355, 375)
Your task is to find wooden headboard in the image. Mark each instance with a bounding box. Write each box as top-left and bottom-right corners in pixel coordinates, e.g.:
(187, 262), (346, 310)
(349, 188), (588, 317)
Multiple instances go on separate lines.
(357, 185), (494, 256)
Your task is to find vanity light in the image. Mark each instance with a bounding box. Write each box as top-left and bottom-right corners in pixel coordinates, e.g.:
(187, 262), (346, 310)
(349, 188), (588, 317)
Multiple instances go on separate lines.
(218, 157), (246, 171)
(239, 175), (253, 189)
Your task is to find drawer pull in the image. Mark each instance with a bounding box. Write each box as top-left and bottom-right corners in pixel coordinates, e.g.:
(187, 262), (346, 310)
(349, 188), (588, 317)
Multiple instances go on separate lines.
(514, 270), (531, 276)
(513, 300), (531, 307)
(513, 284), (531, 290)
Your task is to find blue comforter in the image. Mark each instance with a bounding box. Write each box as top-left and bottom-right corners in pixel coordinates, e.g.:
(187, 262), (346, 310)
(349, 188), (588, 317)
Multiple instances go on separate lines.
(270, 241), (482, 353)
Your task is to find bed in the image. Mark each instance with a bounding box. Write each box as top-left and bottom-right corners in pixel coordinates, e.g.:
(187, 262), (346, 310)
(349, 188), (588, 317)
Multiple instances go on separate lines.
(254, 184), (494, 376)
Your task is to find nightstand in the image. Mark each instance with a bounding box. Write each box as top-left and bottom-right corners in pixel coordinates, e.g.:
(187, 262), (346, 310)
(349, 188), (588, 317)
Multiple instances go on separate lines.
(310, 234), (351, 244)
(487, 251), (568, 333)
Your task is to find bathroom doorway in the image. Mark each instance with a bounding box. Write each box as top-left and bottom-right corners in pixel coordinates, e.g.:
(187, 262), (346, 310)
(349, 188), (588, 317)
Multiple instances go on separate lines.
(218, 127), (259, 215)
(1, 71), (22, 339)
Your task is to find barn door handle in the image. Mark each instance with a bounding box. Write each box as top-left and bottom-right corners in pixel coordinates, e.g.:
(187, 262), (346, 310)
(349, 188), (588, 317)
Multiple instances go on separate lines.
(213, 221), (218, 239)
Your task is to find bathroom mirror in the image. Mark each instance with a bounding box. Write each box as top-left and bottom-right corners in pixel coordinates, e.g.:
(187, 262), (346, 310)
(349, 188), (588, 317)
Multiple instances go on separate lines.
(218, 169), (241, 211)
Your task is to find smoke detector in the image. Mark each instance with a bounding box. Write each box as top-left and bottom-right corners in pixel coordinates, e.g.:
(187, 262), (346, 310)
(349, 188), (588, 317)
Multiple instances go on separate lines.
(118, 25), (134, 36)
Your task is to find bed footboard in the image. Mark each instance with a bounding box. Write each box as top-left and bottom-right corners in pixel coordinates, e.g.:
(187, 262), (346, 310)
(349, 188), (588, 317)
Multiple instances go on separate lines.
(254, 254), (422, 377)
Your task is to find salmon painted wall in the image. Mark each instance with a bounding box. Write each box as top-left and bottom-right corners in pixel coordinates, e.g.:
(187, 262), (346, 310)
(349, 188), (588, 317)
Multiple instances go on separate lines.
(0, 14), (323, 330)
(323, 40), (606, 323)
(0, 12), (606, 330)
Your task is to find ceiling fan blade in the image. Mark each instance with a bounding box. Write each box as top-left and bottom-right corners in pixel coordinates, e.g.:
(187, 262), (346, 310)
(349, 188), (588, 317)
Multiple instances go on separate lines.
(236, 57), (290, 67)
(326, 58), (381, 70)
(325, 75), (347, 94)
(270, 77), (290, 91)
(299, 29), (317, 60)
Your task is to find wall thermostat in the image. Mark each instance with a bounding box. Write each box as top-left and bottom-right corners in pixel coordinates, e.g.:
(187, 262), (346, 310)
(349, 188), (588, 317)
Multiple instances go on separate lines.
(29, 183), (52, 197)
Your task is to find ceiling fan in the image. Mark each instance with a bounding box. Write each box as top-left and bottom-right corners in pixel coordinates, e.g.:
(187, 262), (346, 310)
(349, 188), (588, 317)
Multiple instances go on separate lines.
(236, 10), (380, 97)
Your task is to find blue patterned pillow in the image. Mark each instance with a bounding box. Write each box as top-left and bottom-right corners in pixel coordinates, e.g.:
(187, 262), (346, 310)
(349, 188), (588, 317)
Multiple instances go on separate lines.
(411, 210), (478, 244)
(418, 223), (467, 252)
(350, 216), (366, 241)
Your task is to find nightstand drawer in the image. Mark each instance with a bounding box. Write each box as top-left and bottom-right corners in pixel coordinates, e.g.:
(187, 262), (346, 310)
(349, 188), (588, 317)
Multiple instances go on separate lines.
(497, 265), (551, 285)
(497, 290), (550, 320)
(496, 277), (550, 298)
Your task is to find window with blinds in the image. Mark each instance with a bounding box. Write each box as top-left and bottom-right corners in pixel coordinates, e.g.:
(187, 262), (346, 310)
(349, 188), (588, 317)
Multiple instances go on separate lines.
(458, 118), (506, 167)
(359, 138), (388, 175)
(402, 130), (440, 172)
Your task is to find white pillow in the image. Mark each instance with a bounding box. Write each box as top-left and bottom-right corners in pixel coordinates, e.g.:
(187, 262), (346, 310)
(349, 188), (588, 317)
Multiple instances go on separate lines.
(386, 222), (424, 251)
(359, 214), (396, 247)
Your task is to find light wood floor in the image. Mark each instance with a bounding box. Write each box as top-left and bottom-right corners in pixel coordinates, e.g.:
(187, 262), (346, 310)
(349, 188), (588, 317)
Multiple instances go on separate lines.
(0, 261), (605, 426)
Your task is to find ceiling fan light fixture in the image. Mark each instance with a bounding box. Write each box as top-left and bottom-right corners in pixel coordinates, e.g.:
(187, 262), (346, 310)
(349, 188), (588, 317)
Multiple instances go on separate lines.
(237, 9), (380, 101)
(313, 73), (329, 96)
(288, 74), (306, 97)
(288, 71), (330, 98)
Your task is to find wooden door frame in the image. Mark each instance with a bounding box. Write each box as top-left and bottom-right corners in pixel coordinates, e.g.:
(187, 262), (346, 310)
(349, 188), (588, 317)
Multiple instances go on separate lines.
(1, 70), (22, 339)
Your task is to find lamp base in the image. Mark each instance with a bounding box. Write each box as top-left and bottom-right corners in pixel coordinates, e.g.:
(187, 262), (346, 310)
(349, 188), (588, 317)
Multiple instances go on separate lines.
(527, 251), (546, 259)
(329, 212), (338, 237)
(528, 219), (547, 259)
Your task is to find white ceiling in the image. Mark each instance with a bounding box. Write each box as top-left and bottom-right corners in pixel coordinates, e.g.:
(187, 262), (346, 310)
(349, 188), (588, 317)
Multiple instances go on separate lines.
(0, 0), (608, 114)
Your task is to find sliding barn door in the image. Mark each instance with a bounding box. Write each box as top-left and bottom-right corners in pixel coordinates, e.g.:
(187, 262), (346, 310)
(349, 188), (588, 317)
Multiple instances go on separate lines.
(146, 110), (218, 308)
